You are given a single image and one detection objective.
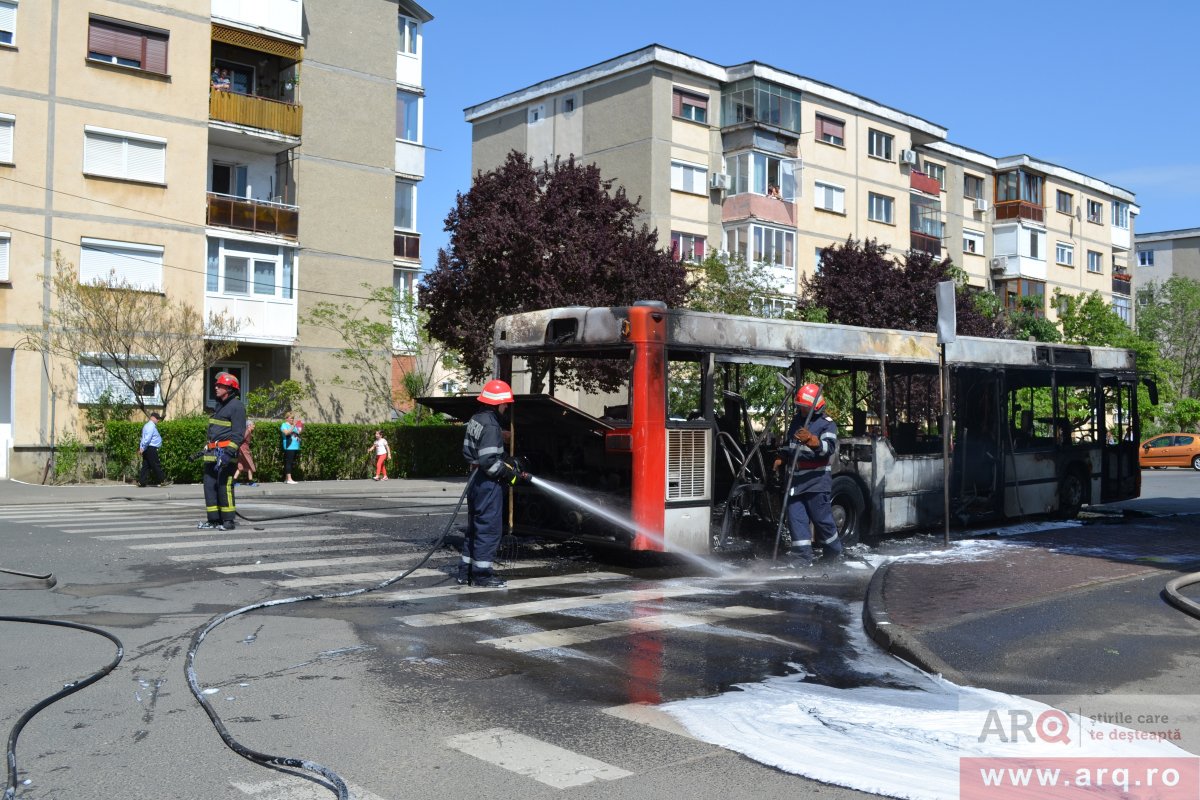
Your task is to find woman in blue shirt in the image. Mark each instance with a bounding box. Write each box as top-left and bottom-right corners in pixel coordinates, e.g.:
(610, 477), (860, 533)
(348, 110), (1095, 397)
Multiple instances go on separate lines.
(280, 411), (302, 484)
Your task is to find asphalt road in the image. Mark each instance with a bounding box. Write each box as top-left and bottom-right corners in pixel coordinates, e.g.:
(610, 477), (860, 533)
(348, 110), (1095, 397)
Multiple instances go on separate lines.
(1, 471), (1196, 799)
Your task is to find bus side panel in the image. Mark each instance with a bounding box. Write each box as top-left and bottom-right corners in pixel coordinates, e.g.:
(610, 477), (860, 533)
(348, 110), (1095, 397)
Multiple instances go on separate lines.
(1004, 452), (1058, 516)
(629, 306), (667, 551)
(664, 506), (710, 554)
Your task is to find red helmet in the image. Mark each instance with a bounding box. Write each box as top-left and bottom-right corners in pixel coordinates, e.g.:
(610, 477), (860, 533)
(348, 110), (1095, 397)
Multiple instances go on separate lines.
(795, 382), (824, 411)
(479, 379), (514, 405)
(214, 371), (240, 390)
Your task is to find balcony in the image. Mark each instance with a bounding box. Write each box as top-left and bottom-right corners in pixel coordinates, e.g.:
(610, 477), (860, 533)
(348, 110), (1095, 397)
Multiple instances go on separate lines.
(1112, 272), (1132, 296)
(207, 193), (298, 239)
(210, 90), (302, 138)
(720, 193), (796, 227)
(910, 170), (941, 196)
(910, 231), (941, 257)
(394, 231), (420, 260)
(995, 200), (1044, 224)
(206, 292), (297, 345)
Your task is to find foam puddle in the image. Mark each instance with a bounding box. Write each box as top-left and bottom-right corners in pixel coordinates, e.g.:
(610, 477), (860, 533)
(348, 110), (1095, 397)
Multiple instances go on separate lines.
(663, 601), (1196, 799)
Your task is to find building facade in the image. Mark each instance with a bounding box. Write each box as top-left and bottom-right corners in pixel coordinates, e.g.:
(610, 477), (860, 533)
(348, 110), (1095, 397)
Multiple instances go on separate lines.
(0, 0), (429, 480)
(1133, 228), (1200, 293)
(466, 45), (1137, 326)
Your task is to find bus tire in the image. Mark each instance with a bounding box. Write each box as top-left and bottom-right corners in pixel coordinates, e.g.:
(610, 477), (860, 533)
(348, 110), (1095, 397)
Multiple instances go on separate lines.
(830, 476), (867, 547)
(1055, 469), (1086, 520)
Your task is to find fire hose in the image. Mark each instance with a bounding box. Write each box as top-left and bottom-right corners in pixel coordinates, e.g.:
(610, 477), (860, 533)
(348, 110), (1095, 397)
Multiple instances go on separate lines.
(772, 383), (823, 560)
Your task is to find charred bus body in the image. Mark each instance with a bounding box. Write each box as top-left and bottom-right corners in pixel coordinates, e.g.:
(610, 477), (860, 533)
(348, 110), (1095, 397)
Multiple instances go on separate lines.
(421, 303), (1145, 555)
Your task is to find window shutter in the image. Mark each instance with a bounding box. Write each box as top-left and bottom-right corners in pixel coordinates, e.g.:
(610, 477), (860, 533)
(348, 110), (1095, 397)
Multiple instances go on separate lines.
(0, 2), (16, 34)
(125, 137), (165, 183)
(672, 90), (683, 117)
(84, 131), (124, 177)
(0, 236), (9, 282)
(143, 34), (168, 74)
(89, 19), (144, 63)
(0, 117), (12, 163)
(80, 239), (163, 292)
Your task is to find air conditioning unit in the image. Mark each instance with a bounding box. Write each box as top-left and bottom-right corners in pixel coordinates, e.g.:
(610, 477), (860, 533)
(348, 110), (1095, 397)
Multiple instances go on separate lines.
(990, 257), (1007, 273)
(900, 149), (919, 166)
(710, 172), (731, 191)
(974, 197), (989, 213)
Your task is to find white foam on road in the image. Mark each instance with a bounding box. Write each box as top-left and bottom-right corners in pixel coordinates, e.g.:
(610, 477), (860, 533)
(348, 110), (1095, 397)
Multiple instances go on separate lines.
(662, 600), (1195, 800)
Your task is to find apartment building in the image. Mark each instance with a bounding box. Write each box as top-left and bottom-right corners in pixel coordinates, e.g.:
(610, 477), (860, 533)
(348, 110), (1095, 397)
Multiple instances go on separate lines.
(0, 0), (430, 480)
(466, 45), (1137, 324)
(1133, 228), (1200, 292)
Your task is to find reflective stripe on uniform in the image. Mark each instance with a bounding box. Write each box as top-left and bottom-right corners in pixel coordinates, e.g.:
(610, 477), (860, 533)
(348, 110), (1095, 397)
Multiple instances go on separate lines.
(209, 418), (232, 427)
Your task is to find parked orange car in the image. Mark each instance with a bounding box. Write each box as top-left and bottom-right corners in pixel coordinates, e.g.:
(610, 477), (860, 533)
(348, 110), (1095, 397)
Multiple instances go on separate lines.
(1139, 433), (1200, 470)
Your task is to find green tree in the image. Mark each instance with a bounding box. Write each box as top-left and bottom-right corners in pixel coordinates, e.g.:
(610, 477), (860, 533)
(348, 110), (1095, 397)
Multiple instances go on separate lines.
(301, 284), (455, 421)
(244, 379), (309, 419)
(1137, 277), (1200, 432)
(420, 151), (689, 391)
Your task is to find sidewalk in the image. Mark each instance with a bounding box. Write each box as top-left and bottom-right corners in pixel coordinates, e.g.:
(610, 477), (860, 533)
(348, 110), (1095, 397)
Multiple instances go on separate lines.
(0, 475), (468, 505)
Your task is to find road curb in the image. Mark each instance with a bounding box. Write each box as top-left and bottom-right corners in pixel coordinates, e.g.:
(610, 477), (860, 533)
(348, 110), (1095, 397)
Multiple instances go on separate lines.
(862, 561), (968, 686)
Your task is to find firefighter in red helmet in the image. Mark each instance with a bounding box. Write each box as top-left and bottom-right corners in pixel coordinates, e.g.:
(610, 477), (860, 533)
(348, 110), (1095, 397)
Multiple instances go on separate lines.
(198, 371), (247, 531)
(774, 382), (844, 564)
(458, 379), (528, 588)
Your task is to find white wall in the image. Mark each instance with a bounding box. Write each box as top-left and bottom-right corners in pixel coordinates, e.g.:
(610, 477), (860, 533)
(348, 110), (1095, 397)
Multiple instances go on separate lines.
(212, 0), (303, 40)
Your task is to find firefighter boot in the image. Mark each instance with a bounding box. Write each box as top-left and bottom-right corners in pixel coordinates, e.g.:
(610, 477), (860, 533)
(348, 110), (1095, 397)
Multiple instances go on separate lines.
(470, 571), (507, 589)
(454, 563), (470, 586)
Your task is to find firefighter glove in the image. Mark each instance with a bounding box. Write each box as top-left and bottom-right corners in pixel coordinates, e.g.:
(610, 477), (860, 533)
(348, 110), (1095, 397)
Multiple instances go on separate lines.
(794, 427), (820, 448)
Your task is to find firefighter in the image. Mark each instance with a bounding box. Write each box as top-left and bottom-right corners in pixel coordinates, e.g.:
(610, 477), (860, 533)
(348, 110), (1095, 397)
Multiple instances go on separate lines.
(198, 372), (247, 531)
(774, 382), (844, 564)
(459, 379), (528, 588)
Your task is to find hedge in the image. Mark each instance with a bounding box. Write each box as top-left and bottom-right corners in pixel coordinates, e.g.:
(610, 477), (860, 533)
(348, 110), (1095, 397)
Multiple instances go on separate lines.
(104, 419), (467, 484)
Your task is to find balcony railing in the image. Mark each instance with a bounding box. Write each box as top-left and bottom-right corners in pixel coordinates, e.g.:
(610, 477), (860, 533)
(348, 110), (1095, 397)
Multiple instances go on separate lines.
(994, 200), (1045, 224)
(910, 231), (941, 257)
(1112, 273), (1132, 296)
(910, 171), (941, 195)
(394, 231), (420, 260)
(207, 193), (298, 239)
(209, 90), (302, 137)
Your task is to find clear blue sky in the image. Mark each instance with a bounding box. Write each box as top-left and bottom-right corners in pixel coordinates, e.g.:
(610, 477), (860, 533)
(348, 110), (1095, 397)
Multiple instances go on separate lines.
(419, 0), (1198, 268)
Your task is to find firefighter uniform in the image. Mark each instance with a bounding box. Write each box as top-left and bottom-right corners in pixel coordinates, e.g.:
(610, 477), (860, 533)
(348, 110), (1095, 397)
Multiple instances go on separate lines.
(781, 393), (844, 562)
(459, 380), (522, 588)
(201, 377), (246, 531)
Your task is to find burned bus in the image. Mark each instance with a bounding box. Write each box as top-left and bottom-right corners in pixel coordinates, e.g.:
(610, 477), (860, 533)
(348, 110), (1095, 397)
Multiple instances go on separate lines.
(422, 302), (1146, 555)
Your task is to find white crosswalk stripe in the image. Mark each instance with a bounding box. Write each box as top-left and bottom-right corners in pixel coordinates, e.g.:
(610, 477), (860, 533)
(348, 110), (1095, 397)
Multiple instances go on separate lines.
(168, 541), (397, 563)
(213, 554), (418, 574)
(480, 606), (781, 652)
(398, 586), (713, 627)
(372, 572), (628, 602)
(128, 532), (381, 550)
(95, 525), (347, 541)
(444, 727), (633, 789)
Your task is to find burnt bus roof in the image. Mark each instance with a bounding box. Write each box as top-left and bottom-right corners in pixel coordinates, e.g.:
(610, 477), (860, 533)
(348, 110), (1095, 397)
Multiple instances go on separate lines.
(493, 305), (1138, 373)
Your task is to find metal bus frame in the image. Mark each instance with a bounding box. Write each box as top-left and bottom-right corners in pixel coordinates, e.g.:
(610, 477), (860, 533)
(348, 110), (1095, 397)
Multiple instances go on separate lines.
(422, 302), (1144, 555)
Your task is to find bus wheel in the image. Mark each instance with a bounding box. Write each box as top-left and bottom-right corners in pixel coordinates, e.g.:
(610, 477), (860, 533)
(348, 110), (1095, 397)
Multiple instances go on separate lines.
(1055, 471), (1085, 519)
(830, 476), (866, 547)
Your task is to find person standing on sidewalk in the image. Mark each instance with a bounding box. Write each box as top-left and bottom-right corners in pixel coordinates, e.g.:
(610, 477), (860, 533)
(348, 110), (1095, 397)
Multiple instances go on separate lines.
(369, 430), (391, 481)
(233, 420), (257, 486)
(199, 373), (245, 531)
(138, 412), (166, 487)
(280, 411), (302, 484)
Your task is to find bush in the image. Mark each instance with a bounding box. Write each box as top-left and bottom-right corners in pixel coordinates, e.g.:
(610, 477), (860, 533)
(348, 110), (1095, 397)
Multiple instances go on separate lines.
(103, 417), (466, 483)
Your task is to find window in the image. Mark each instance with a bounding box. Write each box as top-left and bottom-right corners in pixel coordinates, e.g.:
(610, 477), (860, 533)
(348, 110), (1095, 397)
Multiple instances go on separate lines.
(394, 179), (415, 230)
(726, 223), (794, 269)
(1087, 250), (1103, 273)
(87, 16), (168, 74)
(1113, 295), (1131, 325)
(670, 160), (708, 195)
(963, 229), (983, 255)
(750, 296), (797, 318)
(671, 231), (705, 263)
(964, 174), (984, 200)
(561, 94), (576, 114)
(1137, 249), (1155, 267)
(398, 14), (418, 55)
(815, 247), (825, 272)
(0, 1), (13, 46)
(80, 238), (163, 292)
(673, 89), (708, 124)
(721, 78), (801, 132)
(814, 181), (845, 213)
(868, 129), (893, 160)
(867, 192), (893, 224)
(210, 162), (247, 197)
(998, 278), (1045, 316)
(1087, 200), (1102, 224)
(78, 356), (161, 405)
(1112, 201), (1130, 229)
(528, 104), (545, 124)
(1055, 242), (1074, 266)
(816, 115), (844, 146)
(83, 127), (165, 184)
(727, 151), (796, 198)
(206, 363), (246, 406)
(1056, 190), (1073, 214)
(1028, 228), (1044, 260)
(995, 169), (1043, 204)
(923, 162), (945, 190)
(0, 113), (11, 163)
(206, 238), (294, 300)
(0, 232), (9, 282)
(396, 90), (419, 142)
